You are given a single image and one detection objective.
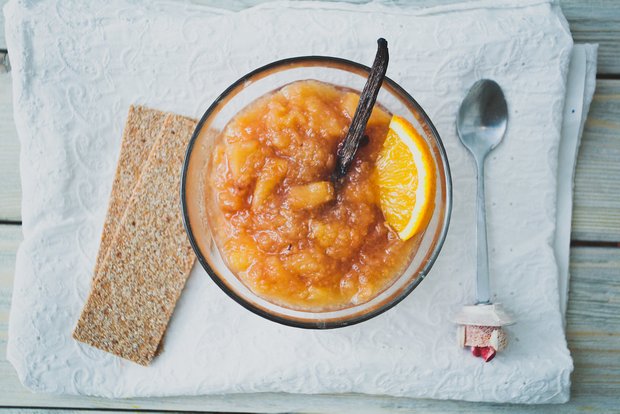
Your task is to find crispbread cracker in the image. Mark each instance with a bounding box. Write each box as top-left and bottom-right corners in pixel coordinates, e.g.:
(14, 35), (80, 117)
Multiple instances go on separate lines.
(93, 105), (168, 284)
(73, 114), (198, 365)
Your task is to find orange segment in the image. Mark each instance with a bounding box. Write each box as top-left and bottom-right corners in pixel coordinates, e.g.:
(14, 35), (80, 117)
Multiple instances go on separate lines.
(375, 115), (436, 240)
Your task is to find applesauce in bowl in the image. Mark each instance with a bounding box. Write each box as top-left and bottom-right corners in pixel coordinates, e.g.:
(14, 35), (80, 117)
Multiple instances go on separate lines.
(182, 57), (451, 328)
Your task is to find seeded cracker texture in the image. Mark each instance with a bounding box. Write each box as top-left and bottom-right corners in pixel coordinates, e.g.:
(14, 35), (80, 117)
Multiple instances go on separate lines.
(91, 106), (168, 285)
(73, 113), (198, 366)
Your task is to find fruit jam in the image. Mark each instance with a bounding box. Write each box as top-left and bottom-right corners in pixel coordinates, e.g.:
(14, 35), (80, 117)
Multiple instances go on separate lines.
(206, 80), (420, 310)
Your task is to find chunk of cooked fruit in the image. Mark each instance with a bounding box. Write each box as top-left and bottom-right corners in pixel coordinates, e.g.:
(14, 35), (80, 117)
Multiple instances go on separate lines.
(281, 80), (341, 103)
(252, 158), (288, 208)
(269, 130), (293, 151)
(287, 181), (335, 210)
(253, 230), (288, 254)
(309, 220), (339, 248)
(305, 96), (344, 138)
(309, 218), (365, 260)
(217, 187), (245, 212)
(343, 168), (378, 205)
(306, 286), (331, 302)
(342, 92), (391, 127)
(225, 235), (258, 273)
(282, 248), (328, 277)
(226, 140), (259, 181)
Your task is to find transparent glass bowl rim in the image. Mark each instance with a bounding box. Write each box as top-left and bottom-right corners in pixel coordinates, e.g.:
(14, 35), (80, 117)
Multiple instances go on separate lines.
(181, 55), (453, 329)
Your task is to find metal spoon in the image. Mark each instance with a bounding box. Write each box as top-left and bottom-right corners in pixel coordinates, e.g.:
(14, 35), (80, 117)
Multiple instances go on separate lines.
(456, 79), (508, 305)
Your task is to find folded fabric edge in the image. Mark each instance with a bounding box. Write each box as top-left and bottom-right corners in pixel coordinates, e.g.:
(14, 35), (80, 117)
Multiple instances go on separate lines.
(555, 47), (587, 322)
(239, 0), (557, 17)
(555, 44), (598, 324)
(6, 246), (48, 394)
(3, 1), (42, 238)
(55, 364), (574, 404)
(3, 0), (42, 394)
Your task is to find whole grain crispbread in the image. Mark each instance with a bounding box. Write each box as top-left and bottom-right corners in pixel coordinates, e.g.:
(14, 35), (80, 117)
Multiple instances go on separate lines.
(92, 105), (168, 285)
(73, 113), (197, 366)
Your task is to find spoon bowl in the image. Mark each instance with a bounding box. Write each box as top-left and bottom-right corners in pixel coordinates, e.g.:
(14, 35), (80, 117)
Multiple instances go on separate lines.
(457, 79), (508, 158)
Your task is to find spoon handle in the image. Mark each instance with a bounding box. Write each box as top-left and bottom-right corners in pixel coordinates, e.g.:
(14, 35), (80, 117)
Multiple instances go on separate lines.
(475, 158), (491, 305)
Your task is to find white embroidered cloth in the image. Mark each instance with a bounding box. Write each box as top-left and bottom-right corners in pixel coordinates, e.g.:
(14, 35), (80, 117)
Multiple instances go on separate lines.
(5, 0), (597, 403)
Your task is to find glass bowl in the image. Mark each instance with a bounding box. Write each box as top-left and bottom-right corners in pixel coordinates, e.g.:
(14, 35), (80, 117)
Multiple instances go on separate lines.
(181, 56), (452, 329)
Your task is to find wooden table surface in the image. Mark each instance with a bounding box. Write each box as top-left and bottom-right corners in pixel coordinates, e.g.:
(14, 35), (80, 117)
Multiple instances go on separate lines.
(1, 1), (619, 412)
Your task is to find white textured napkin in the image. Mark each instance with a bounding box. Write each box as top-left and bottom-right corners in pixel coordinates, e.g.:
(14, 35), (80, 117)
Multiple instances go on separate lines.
(5, 0), (597, 404)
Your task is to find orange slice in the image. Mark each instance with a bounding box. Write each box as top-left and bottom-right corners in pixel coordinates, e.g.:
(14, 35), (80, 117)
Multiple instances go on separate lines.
(375, 115), (436, 241)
